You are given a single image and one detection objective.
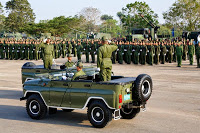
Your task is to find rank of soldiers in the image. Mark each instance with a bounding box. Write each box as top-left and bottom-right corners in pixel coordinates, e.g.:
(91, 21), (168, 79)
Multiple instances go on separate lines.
(0, 38), (199, 68)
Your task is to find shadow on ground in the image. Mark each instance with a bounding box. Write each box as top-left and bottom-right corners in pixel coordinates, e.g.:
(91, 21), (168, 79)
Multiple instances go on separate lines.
(0, 105), (91, 128)
(0, 89), (23, 100)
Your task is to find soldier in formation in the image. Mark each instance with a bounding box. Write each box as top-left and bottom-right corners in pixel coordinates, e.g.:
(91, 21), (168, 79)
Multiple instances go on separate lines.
(0, 37), (199, 68)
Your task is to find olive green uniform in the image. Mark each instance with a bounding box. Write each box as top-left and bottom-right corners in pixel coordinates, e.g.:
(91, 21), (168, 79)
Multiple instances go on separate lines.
(85, 43), (90, 63)
(168, 45), (174, 63)
(0, 42), (4, 59)
(65, 61), (74, 68)
(160, 45), (167, 64)
(188, 44), (195, 65)
(9, 43), (14, 60)
(5, 43), (9, 59)
(117, 44), (124, 64)
(20, 43), (25, 60)
(54, 43), (59, 59)
(41, 43), (54, 69)
(34, 43), (40, 60)
(140, 45), (147, 65)
(72, 69), (86, 80)
(133, 45), (140, 64)
(76, 44), (83, 61)
(72, 41), (77, 57)
(67, 42), (72, 56)
(97, 44), (118, 81)
(182, 44), (188, 60)
(147, 45), (154, 65)
(62, 42), (66, 58)
(25, 44), (29, 60)
(196, 45), (200, 68)
(176, 45), (183, 67)
(173, 44), (177, 62)
(29, 43), (34, 60)
(90, 43), (96, 63)
(125, 44), (132, 64)
(154, 45), (160, 64)
(14, 43), (18, 60)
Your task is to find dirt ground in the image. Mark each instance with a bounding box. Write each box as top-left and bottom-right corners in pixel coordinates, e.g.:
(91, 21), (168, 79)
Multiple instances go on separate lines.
(0, 56), (200, 133)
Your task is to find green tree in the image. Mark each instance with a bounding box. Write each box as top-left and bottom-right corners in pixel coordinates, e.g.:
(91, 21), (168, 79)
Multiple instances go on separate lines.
(4, 0), (35, 32)
(0, 2), (5, 32)
(163, 0), (200, 31)
(100, 19), (122, 38)
(24, 15), (84, 37)
(101, 14), (113, 21)
(117, 1), (158, 34)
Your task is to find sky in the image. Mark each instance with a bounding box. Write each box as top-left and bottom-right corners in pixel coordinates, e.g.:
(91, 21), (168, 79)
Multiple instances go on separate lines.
(1, 0), (176, 24)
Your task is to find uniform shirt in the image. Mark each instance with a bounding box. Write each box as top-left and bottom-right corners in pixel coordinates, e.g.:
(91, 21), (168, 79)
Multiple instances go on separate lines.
(97, 44), (118, 69)
(65, 61), (74, 68)
(72, 70), (86, 80)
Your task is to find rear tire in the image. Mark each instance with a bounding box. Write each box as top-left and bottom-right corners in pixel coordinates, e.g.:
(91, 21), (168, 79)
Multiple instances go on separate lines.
(87, 101), (112, 128)
(120, 108), (140, 119)
(26, 94), (47, 120)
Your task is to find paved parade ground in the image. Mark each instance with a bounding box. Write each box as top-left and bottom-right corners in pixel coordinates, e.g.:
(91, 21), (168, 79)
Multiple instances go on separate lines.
(0, 57), (200, 133)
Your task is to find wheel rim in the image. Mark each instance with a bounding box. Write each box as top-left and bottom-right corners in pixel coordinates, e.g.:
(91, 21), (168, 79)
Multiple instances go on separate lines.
(91, 107), (104, 123)
(121, 108), (133, 114)
(29, 100), (40, 115)
(142, 80), (151, 97)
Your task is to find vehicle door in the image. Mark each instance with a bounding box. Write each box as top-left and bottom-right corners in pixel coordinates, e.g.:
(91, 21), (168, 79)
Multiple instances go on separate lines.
(49, 80), (70, 107)
(69, 81), (92, 108)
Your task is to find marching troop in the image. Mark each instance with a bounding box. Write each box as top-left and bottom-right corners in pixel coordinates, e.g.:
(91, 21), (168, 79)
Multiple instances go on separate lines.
(0, 38), (200, 68)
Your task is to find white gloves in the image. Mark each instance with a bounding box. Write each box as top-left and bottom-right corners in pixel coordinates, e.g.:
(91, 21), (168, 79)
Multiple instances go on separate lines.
(97, 68), (100, 72)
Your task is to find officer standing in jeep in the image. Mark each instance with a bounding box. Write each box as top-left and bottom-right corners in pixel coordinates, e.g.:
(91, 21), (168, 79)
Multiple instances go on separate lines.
(41, 38), (54, 69)
(97, 36), (118, 81)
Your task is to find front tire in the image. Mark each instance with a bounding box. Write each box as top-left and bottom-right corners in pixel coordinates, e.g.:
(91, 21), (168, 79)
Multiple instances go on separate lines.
(120, 108), (140, 119)
(26, 94), (47, 120)
(87, 101), (112, 128)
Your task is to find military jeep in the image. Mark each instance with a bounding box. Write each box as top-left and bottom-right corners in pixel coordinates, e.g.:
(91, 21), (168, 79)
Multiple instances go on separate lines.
(20, 62), (153, 128)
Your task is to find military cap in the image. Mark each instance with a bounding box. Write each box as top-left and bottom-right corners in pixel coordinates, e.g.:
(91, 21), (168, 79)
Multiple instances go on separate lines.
(67, 54), (72, 57)
(102, 36), (108, 41)
(76, 62), (83, 68)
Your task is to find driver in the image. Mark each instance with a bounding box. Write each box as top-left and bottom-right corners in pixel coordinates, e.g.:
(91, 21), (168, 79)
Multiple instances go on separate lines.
(72, 62), (86, 80)
(65, 54), (74, 68)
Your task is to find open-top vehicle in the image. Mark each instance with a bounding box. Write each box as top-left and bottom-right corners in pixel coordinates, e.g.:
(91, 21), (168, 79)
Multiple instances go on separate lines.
(20, 62), (153, 128)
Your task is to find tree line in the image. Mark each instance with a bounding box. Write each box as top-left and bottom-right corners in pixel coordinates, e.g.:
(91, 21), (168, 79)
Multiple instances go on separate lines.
(0, 0), (199, 38)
